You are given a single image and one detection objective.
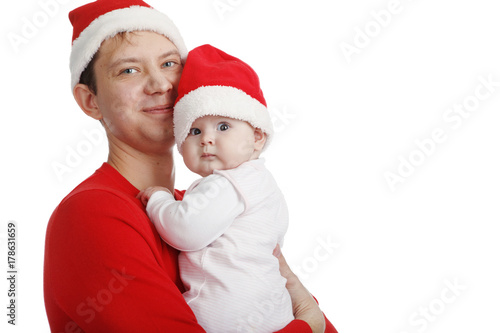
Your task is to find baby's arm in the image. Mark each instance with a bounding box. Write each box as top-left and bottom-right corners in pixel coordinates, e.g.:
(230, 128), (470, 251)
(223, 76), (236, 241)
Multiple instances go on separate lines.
(137, 186), (172, 206)
(144, 175), (244, 251)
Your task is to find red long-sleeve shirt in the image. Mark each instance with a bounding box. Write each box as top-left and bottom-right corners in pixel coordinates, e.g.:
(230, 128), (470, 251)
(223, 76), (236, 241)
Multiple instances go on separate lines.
(44, 163), (337, 332)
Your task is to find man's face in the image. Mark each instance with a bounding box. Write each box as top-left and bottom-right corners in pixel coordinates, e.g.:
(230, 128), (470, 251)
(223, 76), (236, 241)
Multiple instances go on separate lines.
(91, 31), (182, 154)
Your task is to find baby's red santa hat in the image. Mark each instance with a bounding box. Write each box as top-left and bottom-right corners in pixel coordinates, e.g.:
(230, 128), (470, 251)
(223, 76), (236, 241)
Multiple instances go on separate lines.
(174, 44), (274, 152)
(69, 0), (188, 90)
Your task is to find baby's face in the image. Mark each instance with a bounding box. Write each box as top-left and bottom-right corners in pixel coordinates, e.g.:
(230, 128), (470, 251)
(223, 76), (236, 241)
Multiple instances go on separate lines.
(181, 115), (263, 176)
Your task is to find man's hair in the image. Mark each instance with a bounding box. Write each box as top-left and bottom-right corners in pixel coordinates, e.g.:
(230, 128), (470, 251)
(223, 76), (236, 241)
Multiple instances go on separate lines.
(79, 50), (99, 94)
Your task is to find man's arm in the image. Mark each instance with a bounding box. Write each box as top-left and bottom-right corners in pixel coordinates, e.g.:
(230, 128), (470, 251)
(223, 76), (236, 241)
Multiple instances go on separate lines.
(274, 247), (339, 333)
(44, 190), (206, 332)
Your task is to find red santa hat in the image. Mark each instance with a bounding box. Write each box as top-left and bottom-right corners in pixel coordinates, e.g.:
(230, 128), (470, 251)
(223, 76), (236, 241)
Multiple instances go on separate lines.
(174, 44), (273, 152)
(69, 0), (188, 90)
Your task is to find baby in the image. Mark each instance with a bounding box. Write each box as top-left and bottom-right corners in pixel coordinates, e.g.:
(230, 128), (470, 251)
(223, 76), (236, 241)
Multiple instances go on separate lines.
(138, 44), (294, 333)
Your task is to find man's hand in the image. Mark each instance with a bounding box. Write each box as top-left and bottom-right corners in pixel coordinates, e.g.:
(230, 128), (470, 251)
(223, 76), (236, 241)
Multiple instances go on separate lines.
(137, 186), (172, 206)
(274, 245), (326, 333)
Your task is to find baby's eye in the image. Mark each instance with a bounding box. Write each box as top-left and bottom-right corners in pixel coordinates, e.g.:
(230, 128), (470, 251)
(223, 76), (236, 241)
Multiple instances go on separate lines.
(217, 123), (230, 131)
(189, 128), (201, 136)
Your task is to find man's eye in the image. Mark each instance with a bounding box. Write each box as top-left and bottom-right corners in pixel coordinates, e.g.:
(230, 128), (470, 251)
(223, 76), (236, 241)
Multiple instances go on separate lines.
(189, 128), (201, 136)
(217, 123), (229, 131)
(122, 68), (137, 74)
(163, 61), (175, 68)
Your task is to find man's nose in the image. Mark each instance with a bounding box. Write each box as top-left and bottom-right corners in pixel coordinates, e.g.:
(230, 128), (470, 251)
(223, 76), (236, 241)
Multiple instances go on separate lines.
(144, 70), (173, 95)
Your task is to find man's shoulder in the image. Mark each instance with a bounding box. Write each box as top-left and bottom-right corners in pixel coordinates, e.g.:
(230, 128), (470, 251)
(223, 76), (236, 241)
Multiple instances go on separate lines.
(55, 163), (140, 215)
(46, 169), (149, 243)
(62, 182), (132, 208)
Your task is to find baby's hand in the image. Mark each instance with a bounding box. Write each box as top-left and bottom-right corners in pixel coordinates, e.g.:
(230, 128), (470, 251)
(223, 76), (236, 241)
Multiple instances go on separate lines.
(137, 186), (173, 206)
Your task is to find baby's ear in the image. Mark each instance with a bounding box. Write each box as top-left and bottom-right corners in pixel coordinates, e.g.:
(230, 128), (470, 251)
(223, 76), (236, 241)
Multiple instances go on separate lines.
(254, 128), (267, 151)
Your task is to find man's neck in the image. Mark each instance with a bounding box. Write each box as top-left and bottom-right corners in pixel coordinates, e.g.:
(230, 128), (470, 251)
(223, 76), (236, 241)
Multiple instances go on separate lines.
(107, 146), (175, 193)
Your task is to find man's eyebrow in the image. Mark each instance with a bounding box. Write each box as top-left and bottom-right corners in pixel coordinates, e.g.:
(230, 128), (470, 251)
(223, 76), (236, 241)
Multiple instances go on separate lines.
(159, 50), (181, 60)
(108, 51), (181, 70)
(108, 57), (140, 71)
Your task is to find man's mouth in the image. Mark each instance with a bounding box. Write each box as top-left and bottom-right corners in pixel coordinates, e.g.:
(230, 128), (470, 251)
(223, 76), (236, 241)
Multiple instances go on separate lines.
(143, 104), (173, 114)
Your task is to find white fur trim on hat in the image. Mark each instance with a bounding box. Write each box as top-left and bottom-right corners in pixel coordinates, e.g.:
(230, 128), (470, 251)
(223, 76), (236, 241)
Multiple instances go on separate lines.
(70, 6), (188, 90)
(174, 86), (274, 152)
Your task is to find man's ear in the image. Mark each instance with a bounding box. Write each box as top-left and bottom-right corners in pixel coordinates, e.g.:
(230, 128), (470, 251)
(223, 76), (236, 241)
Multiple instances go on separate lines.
(254, 128), (267, 151)
(73, 83), (102, 120)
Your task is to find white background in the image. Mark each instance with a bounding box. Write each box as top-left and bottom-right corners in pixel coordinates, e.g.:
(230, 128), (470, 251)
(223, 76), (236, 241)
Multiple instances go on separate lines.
(1, 0), (499, 332)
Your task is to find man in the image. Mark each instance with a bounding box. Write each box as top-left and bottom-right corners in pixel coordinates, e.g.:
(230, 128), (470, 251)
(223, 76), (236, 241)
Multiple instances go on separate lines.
(44, 1), (337, 332)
